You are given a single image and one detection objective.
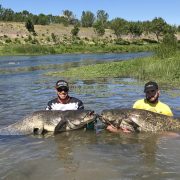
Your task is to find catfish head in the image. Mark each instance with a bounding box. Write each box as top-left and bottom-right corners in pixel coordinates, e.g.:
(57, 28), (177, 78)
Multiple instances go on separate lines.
(55, 110), (97, 132)
(99, 109), (140, 132)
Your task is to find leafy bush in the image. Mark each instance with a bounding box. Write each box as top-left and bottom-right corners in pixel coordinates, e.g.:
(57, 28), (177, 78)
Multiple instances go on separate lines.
(25, 19), (35, 33)
(5, 38), (12, 43)
(71, 24), (80, 36)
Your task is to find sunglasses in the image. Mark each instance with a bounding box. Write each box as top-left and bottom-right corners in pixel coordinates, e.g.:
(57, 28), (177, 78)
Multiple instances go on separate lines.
(57, 87), (69, 92)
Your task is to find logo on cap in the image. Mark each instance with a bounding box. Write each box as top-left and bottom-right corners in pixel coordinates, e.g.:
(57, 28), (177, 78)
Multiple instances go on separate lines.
(56, 80), (69, 89)
(144, 81), (158, 92)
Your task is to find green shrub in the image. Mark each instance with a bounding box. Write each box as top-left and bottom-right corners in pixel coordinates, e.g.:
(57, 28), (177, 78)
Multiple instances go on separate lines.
(114, 38), (130, 45)
(5, 38), (12, 43)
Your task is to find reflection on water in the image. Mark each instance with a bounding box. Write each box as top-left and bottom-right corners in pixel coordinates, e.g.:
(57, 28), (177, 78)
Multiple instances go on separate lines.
(1, 131), (180, 180)
(0, 52), (152, 75)
(0, 53), (180, 180)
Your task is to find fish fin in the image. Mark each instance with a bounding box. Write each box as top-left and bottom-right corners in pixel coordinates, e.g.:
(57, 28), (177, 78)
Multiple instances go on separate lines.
(54, 119), (67, 133)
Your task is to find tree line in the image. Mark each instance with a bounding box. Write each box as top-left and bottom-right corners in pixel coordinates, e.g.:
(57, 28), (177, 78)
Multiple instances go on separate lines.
(0, 4), (179, 42)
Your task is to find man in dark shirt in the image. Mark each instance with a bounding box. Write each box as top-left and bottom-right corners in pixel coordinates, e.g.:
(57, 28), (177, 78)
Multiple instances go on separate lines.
(46, 80), (84, 111)
(46, 80), (94, 129)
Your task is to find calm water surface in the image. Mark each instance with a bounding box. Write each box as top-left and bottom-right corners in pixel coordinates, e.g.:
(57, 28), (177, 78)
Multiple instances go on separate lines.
(0, 53), (180, 180)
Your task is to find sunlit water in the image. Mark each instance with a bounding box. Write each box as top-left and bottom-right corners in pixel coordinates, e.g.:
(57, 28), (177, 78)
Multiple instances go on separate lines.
(0, 52), (180, 180)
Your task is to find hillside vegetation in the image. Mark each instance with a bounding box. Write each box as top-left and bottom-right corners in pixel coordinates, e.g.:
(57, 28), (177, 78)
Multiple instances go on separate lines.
(1, 21), (179, 55)
(0, 22), (157, 55)
(0, 21), (161, 45)
(0, 5), (180, 55)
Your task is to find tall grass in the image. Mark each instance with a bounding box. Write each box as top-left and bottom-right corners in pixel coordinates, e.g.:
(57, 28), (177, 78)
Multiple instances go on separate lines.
(0, 44), (56, 55)
(155, 33), (178, 59)
(55, 43), (156, 54)
(0, 43), (155, 56)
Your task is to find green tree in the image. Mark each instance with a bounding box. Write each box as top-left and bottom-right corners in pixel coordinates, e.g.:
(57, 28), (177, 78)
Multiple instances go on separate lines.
(141, 21), (152, 35)
(37, 13), (50, 25)
(51, 33), (58, 43)
(22, 10), (30, 18)
(62, 9), (78, 25)
(62, 10), (73, 21)
(150, 17), (168, 42)
(177, 25), (180, 32)
(93, 20), (105, 36)
(128, 21), (143, 38)
(71, 24), (80, 36)
(0, 5), (4, 19)
(81, 11), (95, 27)
(31, 15), (39, 24)
(1, 8), (14, 21)
(96, 10), (109, 27)
(110, 18), (128, 38)
(163, 24), (176, 35)
(25, 19), (35, 33)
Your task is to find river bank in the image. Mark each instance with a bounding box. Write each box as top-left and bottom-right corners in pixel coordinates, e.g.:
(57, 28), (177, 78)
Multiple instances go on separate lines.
(0, 43), (156, 56)
(47, 51), (180, 88)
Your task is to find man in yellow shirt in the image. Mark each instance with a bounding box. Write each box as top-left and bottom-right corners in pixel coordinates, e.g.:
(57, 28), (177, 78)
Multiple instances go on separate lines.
(106, 81), (173, 133)
(133, 81), (173, 116)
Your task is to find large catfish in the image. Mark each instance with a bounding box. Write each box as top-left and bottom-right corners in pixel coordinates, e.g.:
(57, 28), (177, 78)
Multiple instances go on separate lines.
(0, 110), (96, 135)
(99, 108), (180, 132)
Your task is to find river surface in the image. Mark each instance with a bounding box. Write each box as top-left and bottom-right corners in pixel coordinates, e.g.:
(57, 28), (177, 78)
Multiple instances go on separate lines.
(0, 52), (180, 180)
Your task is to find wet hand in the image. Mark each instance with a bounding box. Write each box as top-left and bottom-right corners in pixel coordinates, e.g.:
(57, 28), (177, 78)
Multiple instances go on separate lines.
(106, 125), (120, 133)
(106, 125), (131, 133)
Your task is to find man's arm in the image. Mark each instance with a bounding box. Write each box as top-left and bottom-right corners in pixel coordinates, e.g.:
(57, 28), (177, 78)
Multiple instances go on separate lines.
(45, 101), (52, 110)
(78, 100), (84, 110)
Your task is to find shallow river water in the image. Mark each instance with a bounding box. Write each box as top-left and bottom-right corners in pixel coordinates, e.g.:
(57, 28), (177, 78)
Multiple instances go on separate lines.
(0, 52), (180, 180)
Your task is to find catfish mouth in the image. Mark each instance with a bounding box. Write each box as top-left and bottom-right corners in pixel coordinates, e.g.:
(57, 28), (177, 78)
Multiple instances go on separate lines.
(87, 110), (96, 117)
(98, 115), (140, 132)
(82, 110), (97, 125)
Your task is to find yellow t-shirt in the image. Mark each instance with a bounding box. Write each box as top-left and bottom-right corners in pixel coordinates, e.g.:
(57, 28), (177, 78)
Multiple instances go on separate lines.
(133, 99), (173, 116)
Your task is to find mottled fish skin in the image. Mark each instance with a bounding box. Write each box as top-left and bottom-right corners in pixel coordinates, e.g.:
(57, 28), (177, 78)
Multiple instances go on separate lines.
(54, 110), (97, 132)
(0, 110), (96, 135)
(99, 108), (180, 132)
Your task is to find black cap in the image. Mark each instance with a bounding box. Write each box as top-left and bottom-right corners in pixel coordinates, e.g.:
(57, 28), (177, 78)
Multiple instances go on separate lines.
(55, 80), (69, 89)
(144, 81), (158, 92)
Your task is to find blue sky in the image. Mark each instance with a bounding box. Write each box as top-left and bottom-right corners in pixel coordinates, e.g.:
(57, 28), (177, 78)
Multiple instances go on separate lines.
(0, 0), (180, 25)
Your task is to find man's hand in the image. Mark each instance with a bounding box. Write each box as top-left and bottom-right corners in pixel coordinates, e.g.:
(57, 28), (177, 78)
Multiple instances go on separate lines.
(106, 125), (121, 133)
(106, 125), (131, 133)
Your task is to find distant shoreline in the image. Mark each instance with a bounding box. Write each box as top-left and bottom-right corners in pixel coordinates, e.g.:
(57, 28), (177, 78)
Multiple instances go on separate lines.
(0, 44), (156, 56)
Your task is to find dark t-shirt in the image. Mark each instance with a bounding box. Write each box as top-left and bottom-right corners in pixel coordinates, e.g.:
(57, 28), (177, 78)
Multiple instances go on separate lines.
(46, 97), (84, 111)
